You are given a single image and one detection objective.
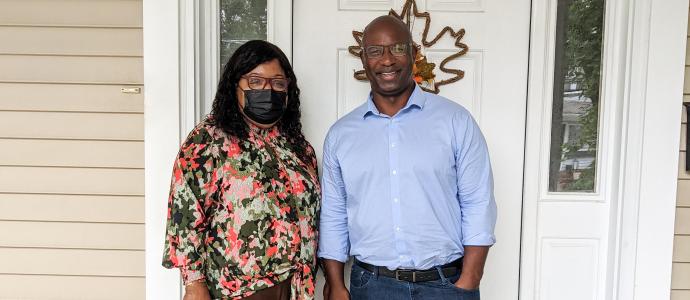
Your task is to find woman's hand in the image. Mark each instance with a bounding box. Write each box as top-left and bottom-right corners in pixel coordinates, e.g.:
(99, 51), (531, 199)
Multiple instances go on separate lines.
(183, 281), (211, 300)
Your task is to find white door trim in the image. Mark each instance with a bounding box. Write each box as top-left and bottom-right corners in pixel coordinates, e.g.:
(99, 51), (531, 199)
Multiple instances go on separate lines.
(614, 0), (688, 298)
(144, 0), (183, 299)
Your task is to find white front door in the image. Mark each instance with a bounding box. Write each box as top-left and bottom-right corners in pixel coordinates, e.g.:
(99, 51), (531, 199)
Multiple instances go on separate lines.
(293, 1), (531, 299)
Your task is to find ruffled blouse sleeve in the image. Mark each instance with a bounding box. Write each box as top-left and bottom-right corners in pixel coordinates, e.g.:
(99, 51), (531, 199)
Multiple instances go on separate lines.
(162, 126), (219, 284)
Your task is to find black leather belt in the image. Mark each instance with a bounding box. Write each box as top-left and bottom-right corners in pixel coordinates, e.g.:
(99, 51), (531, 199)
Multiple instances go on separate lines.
(354, 258), (463, 283)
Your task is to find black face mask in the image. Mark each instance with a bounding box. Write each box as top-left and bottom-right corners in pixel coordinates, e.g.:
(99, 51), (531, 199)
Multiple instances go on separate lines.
(242, 89), (287, 125)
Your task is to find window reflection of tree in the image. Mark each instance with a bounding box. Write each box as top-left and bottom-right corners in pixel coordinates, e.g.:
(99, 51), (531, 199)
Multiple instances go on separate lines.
(219, 0), (268, 66)
(549, 0), (604, 192)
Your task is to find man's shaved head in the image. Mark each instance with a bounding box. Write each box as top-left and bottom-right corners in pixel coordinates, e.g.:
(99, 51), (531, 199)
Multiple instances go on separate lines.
(362, 15), (413, 46)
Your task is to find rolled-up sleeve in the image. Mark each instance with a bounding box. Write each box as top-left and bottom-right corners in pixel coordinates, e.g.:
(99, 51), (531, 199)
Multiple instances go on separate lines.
(453, 111), (497, 246)
(317, 131), (350, 262)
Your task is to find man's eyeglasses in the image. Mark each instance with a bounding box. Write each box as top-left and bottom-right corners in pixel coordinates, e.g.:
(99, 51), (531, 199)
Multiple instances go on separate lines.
(241, 75), (290, 92)
(363, 43), (411, 59)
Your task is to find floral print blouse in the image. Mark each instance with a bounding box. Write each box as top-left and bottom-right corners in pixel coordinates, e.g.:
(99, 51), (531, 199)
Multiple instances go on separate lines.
(162, 117), (321, 299)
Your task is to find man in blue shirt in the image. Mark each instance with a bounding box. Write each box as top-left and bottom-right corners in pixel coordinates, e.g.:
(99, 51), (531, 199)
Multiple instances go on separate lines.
(318, 15), (496, 300)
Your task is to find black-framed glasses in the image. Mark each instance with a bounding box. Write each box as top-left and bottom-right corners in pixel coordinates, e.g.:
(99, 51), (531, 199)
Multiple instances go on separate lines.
(363, 43), (411, 58)
(241, 75), (290, 92)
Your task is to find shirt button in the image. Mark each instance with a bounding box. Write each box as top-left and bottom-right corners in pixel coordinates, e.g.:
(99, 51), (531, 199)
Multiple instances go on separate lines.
(392, 170), (397, 175)
(393, 198), (399, 203)
(396, 227), (400, 231)
(391, 143), (396, 148)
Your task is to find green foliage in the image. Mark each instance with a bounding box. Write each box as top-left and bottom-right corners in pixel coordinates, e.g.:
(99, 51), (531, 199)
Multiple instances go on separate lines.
(219, 0), (268, 64)
(565, 0), (604, 106)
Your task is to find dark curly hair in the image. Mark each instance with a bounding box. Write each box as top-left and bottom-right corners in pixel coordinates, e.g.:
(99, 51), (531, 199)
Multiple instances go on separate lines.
(210, 40), (310, 164)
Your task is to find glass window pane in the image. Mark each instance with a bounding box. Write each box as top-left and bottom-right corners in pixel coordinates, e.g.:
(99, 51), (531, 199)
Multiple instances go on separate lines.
(219, 0), (268, 67)
(548, 0), (605, 193)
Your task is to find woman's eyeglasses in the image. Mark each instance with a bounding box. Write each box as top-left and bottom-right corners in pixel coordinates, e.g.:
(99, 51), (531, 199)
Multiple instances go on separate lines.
(241, 75), (290, 92)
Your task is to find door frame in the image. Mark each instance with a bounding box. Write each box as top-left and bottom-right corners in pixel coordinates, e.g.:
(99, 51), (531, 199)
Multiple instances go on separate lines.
(521, 0), (629, 296)
(522, 0), (688, 299)
(144, 0), (688, 299)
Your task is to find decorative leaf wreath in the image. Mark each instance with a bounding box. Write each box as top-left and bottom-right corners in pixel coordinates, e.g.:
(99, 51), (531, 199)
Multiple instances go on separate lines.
(348, 0), (469, 94)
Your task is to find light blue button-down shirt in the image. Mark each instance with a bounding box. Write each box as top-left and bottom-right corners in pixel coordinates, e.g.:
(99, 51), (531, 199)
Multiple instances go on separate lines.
(318, 85), (497, 270)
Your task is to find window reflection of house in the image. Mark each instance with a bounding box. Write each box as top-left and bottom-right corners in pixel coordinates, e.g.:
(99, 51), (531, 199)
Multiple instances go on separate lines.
(558, 81), (595, 190)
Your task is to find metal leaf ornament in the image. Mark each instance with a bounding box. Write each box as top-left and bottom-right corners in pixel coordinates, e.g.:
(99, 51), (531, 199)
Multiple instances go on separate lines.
(348, 0), (469, 94)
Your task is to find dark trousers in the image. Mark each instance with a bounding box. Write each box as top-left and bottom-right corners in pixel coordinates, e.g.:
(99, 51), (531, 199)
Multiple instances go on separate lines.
(349, 263), (480, 300)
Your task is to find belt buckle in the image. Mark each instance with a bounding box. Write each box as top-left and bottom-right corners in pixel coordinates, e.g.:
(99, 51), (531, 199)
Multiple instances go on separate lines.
(394, 270), (416, 282)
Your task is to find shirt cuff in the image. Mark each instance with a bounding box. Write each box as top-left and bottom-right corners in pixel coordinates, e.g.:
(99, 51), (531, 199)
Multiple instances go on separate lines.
(180, 267), (205, 284)
(317, 251), (349, 263)
(462, 233), (496, 246)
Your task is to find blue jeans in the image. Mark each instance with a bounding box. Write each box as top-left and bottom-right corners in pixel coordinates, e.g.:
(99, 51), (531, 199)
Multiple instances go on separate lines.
(349, 263), (480, 300)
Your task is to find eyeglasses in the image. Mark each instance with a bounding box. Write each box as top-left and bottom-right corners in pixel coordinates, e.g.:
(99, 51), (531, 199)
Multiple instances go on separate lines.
(363, 43), (411, 59)
(241, 75), (290, 92)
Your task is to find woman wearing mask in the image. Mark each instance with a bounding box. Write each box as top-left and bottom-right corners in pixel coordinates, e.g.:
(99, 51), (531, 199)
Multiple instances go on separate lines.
(162, 40), (320, 300)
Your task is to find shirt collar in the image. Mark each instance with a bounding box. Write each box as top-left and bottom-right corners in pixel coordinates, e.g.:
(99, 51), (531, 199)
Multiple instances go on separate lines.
(362, 85), (427, 119)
